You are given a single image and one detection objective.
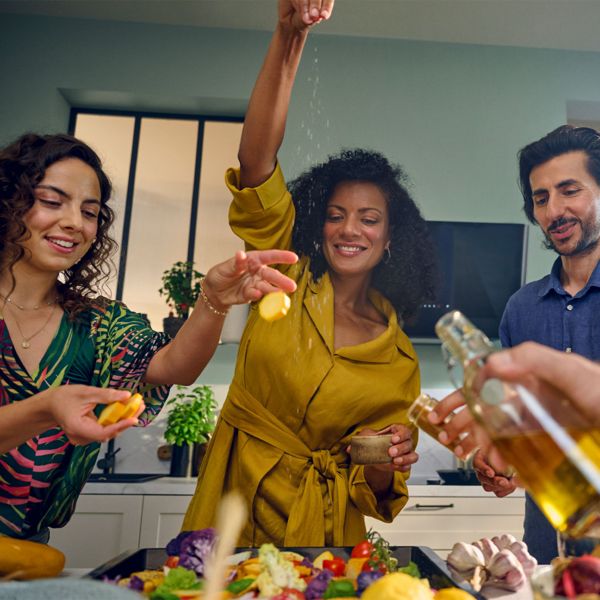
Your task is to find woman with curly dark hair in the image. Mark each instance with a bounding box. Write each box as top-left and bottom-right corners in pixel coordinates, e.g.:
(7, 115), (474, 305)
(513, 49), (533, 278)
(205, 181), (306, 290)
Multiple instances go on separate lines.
(184, 0), (437, 547)
(0, 132), (297, 542)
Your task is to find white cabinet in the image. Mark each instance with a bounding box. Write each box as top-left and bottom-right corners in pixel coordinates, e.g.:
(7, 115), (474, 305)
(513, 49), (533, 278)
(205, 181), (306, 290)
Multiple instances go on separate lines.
(51, 486), (525, 568)
(50, 495), (143, 568)
(139, 495), (189, 548)
(366, 494), (525, 556)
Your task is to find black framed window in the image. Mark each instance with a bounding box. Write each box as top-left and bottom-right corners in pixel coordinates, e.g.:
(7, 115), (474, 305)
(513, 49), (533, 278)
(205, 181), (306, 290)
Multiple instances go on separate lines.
(70, 109), (243, 329)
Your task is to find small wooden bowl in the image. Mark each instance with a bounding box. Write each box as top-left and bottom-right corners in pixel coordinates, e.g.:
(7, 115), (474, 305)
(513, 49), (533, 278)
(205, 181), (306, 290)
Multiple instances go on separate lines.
(350, 434), (393, 464)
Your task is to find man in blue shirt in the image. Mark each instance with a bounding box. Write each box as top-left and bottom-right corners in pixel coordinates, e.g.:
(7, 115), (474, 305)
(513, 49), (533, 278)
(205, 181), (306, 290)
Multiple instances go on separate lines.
(474, 125), (600, 563)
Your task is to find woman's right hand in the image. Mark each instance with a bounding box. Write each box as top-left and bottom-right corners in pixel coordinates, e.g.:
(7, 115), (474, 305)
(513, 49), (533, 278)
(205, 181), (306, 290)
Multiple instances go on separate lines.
(278, 0), (335, 31)
(44, 385), (142, 446)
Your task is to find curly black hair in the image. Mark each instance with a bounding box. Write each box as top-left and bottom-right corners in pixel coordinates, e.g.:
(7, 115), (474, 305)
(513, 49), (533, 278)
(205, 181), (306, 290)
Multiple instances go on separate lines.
(289, 148), (438, 322)
(0, 132), (116, 318)
(518, 125), (600, 224)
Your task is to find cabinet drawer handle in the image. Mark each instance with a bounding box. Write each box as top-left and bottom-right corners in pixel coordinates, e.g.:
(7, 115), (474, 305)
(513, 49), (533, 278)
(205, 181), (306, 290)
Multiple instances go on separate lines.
(414, 503), (454, 510)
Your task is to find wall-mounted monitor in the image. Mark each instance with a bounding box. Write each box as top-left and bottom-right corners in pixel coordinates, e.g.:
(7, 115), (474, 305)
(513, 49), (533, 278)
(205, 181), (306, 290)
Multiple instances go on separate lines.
(403, 221), (528, 342)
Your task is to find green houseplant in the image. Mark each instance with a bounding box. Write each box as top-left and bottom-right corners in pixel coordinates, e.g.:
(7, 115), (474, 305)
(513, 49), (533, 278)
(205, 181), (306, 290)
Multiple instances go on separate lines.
(159, 261), (204, 339)
(159, 261), (204, 319)
(164, 384), (217, 477)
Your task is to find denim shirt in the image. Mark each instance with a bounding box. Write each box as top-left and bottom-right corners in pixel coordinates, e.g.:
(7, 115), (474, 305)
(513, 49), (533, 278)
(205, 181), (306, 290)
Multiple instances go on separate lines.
(499, 256), (600, 563)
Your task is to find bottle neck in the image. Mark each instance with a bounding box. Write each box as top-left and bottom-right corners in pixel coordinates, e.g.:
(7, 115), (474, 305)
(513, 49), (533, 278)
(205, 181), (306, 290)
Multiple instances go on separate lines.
(435, 311), (495, 364)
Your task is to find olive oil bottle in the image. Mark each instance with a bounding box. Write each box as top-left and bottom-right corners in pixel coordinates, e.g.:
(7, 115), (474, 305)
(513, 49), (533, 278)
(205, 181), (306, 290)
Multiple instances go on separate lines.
(435, 310), (600, 538)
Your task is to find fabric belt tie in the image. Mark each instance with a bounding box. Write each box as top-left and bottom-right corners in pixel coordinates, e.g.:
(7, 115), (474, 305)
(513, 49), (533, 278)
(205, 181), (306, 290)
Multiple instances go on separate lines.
(221, 381), (348, 546)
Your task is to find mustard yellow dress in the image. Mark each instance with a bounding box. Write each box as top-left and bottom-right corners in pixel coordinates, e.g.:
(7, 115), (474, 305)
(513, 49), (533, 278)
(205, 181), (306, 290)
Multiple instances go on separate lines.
(183, 164), (420, 546)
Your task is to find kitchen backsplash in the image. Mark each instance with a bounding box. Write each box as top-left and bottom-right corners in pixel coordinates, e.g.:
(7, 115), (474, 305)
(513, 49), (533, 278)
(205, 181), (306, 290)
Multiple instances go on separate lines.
(93, 386), (456, 483)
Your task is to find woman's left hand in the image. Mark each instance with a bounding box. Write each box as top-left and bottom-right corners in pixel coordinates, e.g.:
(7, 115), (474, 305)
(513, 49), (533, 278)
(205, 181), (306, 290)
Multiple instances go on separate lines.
(200, 249), (298, 312)
(349, 424), (418, 473)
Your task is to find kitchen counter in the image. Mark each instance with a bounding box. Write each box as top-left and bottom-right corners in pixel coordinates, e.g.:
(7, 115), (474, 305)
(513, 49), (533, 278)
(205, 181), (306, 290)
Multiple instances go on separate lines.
(82, 477), (525, 497)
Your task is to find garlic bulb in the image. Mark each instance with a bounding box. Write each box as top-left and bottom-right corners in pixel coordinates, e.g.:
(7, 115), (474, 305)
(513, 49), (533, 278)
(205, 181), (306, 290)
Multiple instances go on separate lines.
(447, 542), (486, 572)
(508, 540), (537, 577)
(484, 549), (526, 591)
(491, 534), (518, 550)
(446, 535), (535, 592)
(472, 538), (499, 563)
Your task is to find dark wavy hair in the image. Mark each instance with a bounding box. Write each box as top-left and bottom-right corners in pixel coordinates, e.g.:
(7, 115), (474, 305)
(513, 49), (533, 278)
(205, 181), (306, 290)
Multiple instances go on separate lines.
(0, 133), (116, 317)
(518, 125), (600, 224)
(289, 148), (438, 322)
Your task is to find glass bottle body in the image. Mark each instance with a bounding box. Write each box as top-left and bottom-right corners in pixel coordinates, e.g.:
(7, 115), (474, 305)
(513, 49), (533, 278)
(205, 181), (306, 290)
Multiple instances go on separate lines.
(437, 310), (600, 538)
(408, 393), (464, 454)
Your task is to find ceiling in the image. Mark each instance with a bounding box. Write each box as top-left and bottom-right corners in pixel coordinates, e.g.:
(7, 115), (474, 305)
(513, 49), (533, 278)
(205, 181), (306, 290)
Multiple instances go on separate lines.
(1, 0), (600, 53)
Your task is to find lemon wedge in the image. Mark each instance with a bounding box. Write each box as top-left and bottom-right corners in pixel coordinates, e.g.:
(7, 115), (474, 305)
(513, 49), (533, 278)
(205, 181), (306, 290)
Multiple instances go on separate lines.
(258, 291), (291, 322)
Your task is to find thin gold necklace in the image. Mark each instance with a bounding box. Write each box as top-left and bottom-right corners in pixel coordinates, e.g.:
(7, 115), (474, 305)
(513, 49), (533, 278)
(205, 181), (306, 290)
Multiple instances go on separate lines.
(0, 292), (57, 311)
(7, 303), (57, 349)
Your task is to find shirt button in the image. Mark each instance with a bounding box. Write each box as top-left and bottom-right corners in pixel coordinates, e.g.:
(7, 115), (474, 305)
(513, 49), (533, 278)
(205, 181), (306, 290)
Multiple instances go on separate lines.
(566, 347), (573, 353)
(566, 304), (574, 311)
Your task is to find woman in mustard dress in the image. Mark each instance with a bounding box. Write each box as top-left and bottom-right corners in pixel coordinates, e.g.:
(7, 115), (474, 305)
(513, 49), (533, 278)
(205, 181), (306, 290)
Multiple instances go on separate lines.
(0, 133), (297, 541)
(183, 0), (437, 546)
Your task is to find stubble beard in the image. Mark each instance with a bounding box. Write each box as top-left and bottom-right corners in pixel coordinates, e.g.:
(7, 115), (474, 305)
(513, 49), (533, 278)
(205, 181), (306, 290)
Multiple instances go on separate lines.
(543, 217), (600, 257)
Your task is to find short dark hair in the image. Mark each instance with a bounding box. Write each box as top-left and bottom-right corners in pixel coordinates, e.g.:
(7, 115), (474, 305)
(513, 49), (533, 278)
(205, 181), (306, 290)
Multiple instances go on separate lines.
(518, 125), (600, 223)
(0, 133), (116, 317)
(289, 148), (438, 322)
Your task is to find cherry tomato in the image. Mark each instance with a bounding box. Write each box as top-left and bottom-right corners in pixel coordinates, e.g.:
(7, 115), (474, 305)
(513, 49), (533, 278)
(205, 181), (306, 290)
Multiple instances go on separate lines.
(322, 557), (346, 577)
(165, 555), (179, 568)
(350, 540), (374, 558)
(361, 559), (387, 574)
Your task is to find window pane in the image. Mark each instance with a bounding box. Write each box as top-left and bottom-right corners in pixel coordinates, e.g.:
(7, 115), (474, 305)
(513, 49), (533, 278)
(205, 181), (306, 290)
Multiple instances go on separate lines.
(73, 114), (134, 297)
(193, 121), (244, 273)
(123, 118), (198, 330)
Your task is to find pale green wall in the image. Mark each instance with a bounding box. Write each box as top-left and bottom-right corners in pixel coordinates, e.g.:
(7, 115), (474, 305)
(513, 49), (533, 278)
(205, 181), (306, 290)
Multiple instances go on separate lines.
(3, 13), (600, 387)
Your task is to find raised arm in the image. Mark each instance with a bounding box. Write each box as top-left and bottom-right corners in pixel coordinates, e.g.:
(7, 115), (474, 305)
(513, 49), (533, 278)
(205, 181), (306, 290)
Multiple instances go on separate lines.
(238, 0), (334, 188)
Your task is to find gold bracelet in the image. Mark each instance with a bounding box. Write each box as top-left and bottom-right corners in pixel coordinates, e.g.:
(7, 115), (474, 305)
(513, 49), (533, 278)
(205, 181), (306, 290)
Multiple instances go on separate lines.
(199, 277), (229, 317)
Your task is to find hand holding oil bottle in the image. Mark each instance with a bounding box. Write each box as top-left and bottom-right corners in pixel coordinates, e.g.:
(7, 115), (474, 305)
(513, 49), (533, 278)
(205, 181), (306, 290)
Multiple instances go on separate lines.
(408, 310), (600, 540)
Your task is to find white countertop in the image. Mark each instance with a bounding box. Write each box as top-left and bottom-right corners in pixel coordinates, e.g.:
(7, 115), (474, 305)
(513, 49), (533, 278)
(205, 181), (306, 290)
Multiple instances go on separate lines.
(82, 478), (524, 497)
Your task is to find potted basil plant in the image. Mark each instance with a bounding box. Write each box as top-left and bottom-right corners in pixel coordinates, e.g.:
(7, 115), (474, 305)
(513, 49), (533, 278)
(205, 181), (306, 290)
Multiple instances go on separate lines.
(164, 385), (217, 477)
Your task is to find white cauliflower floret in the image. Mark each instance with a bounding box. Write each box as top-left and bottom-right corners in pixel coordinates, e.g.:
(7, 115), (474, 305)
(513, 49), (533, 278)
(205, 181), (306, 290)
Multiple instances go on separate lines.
(256, 543), (307, 598)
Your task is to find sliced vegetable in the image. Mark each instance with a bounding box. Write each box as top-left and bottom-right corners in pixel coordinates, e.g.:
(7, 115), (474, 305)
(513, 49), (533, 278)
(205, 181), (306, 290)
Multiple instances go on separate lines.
(165, 556), (179, 569)
(313, 550), (334, 570)
(346, 557), (368, 580)
(398, 561), (421, 578)
(120, 393), (143, 418)
(149, 566), (200, 600)
(259, 291), (291, 322)
(97, 401), (126, 426)
(322, 557), (346, 577)
(97, 393), (143, 426)
(323, 579), (356, 598)
(226, 577), (255, 594)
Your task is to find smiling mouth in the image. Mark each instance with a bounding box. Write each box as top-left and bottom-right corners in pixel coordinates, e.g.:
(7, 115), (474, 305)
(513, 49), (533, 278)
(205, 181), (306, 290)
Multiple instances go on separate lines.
(46, 237), (78, 250)
(548, 221), (577, 241)
(334, 244), (366, 255)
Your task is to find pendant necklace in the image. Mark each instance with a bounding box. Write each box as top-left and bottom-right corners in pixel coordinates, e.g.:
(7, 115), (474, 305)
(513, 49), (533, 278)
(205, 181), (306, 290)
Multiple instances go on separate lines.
(9, 303), (57, 349)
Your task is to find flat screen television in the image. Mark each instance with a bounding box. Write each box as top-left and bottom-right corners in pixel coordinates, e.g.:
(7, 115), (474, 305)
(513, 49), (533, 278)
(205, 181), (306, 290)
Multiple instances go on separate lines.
(403, 221), (528, 342)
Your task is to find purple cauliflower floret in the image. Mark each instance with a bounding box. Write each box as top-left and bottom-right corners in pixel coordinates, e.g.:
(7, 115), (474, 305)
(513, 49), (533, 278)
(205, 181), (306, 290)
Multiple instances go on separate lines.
(128, 575), (145, 591)
(304, 569), (333, 599)
(178, 528), (217, 576)
(357, 570), (384, 594)
(166, 530), (192, 556)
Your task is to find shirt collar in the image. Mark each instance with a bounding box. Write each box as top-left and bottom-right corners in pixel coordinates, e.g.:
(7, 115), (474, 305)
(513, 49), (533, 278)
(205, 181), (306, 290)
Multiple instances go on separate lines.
(539, 256), (600, 298)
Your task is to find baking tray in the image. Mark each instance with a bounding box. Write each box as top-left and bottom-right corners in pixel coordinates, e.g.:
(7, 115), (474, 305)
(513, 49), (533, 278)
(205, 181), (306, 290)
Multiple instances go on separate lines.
(87, 545), (484, 598)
